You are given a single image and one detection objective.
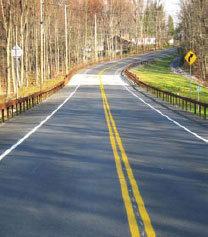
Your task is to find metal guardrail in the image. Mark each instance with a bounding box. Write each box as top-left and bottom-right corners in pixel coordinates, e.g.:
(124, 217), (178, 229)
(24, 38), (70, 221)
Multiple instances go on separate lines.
(0, 81), (65, 123)
(125, 64), (208, 120)
(0, 57), (121, 123)
(0, 49), (163, 123)
(0, 61), (92, 123)
(0, 58), (114, 123)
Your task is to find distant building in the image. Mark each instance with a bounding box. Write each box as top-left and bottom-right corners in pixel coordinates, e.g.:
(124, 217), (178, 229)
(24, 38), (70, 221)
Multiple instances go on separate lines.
(168, 38), (174, 44)
(103, 35), (133, 55)
(113, 36), (132, 53)
(132, 38), (156, 45)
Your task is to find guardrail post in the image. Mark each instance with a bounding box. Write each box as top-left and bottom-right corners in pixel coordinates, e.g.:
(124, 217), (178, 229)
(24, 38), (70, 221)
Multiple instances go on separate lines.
(204, 106), (207, 120)
(2, 109), (4, 122)
(23, 101), (25, 112)
(16, 103), (18, 115)
(194, 103), (197, 114)
(12, 105), (14, 118)
(20, 102), (22, 114)
(7, 107), (9, 119)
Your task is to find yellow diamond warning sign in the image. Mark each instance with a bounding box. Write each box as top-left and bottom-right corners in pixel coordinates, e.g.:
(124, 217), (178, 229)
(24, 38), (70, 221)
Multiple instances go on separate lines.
(185, 50), (197, 66)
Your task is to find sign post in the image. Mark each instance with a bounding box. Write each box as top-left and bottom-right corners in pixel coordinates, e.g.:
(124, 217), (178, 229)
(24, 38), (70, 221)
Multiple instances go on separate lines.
(184, 50), (197, 98)
(11, 44), (23, 99)
(197, 86), (201, 102)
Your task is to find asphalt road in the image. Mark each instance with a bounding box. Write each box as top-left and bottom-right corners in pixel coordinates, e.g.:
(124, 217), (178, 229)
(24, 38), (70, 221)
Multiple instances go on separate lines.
(0, 48), (208, 236)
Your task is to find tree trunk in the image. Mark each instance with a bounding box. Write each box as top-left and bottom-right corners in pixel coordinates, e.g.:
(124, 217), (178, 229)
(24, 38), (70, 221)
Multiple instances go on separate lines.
(20, 15), (24, 86)
(6, 23), (11, 98)
(35, 27), (39, 85)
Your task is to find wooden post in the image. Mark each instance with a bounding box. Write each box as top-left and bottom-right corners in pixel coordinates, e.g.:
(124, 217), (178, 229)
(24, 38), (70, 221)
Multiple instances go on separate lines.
(65, 4), (69, 75)
(94, 14), (98, 62)
(2, 109), (5, 122)
(40, 0), (44, 91)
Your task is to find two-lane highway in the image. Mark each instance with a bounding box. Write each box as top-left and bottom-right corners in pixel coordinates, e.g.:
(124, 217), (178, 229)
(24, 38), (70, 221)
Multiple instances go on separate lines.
(0, 48), (208, 236)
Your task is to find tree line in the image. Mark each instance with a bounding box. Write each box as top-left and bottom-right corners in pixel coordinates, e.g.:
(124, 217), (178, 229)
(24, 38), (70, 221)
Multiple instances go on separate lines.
(0, 0), (175, 100)
(179, 0), (208, 80)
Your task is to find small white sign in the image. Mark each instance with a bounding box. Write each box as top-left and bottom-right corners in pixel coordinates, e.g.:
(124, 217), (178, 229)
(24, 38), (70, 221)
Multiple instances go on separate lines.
(197, 86), (201, 92)
(12, 45), (23, 57)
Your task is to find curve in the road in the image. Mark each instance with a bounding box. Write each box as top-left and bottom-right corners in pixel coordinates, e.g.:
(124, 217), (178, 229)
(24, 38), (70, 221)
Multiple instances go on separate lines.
(0, 48), (208, 237)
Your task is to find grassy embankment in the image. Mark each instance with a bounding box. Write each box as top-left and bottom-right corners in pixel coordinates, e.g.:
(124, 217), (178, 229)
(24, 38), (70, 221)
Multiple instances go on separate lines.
(0, 75), (65, 104)
(18, 76), (64, 98)
(130, 54), (208, 104)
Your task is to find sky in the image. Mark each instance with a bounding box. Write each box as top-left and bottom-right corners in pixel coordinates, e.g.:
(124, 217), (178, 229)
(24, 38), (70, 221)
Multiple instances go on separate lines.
(161, 0), (181, 24)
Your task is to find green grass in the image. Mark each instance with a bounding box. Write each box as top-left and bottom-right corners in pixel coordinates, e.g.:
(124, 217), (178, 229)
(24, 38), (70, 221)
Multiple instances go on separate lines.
(130, 54), (208, 104)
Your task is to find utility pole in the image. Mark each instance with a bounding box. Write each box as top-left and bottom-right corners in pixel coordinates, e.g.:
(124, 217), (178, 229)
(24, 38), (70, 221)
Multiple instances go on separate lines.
(190, 7), (193, 98)
(15, 26), (18, 99)
(65, 4), (69, 76)
(85, 0), (88, 63)
(40, 0), (44, 91)
(94, 14), (98, 62)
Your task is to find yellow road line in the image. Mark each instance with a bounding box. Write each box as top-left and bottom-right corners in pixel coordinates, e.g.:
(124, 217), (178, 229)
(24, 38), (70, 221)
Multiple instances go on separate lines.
(103, 92), (155, 237)
(101, 87), (140, 236)
(99, 66), (156, 237)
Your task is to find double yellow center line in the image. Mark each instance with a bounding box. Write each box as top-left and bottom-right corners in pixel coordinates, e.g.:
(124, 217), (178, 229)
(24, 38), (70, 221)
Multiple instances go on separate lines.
(98, 65), (155, 237)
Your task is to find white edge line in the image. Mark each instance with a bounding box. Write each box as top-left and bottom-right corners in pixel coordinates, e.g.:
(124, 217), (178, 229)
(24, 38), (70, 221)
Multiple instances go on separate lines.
(123, 83), (208, 144)
(110, 57), (208, 144)
(0, 83), (80, 161)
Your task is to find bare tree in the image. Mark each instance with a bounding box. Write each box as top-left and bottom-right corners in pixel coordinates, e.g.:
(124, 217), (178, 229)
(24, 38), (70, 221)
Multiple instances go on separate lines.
(179, 0), (208, 80)
(0, 0), (169, 100)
